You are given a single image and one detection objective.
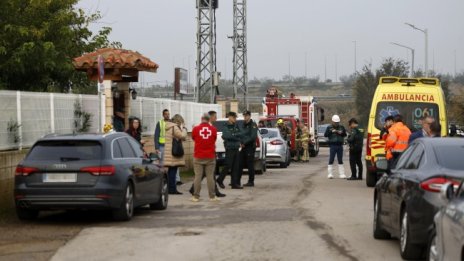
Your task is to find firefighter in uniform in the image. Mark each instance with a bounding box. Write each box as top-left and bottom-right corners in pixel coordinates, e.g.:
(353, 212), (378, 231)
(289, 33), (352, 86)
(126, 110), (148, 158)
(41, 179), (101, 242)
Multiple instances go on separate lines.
(294, 120), (303, 161)
(240, 110), (258, 187)
(299, 121), (310, 162)
(385, 114), (411, 171)
(216, 112), (243, 189)
(277, 118), (291, 142)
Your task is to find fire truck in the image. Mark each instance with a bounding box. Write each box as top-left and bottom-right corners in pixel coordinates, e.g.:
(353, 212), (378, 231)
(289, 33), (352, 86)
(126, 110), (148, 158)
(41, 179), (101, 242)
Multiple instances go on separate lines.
(261, 87), (325, 157)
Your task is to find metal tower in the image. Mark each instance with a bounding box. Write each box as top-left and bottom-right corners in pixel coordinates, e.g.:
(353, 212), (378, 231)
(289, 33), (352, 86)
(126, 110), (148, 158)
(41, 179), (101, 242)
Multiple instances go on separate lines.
(196, 0), (218, 104)
(232, 0), (248, 109)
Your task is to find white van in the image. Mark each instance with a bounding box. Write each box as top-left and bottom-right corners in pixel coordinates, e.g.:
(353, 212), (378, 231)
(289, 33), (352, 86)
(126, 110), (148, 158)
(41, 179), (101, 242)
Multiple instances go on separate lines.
(212, 118), (267, 174)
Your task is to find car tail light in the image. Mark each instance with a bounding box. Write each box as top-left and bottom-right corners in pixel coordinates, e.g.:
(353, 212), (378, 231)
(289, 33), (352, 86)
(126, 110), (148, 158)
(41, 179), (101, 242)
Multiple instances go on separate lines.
(366, 133), (372, 156)
(270, 140), (284, 145)
(256, 137), (260, 148)
(80, 166), (115, 176)
(15, 166), (39, 176)
(420, 177), (461, 193)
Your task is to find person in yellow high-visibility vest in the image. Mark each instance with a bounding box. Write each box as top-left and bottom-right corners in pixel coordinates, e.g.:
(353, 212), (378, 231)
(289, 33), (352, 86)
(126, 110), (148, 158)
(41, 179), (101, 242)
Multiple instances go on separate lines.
(154, 109), (171, 165)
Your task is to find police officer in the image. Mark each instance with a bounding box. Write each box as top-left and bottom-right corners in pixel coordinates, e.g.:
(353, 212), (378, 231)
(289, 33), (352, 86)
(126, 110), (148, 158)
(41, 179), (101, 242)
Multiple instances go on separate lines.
(216, 112), (243, 189)
(240, 110), (258, 187)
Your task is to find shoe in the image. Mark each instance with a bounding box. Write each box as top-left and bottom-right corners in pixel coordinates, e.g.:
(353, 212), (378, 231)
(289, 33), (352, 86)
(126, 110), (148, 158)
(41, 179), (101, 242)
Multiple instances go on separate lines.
(231, 185), (243, 189)
(176, 181), (184, 186)
(347, 177), (357, 181)
(169, 191), (183, 195)
(216, 192), (226, 197)
(210, 197), (220, 202)
(243, 183), (254, 187)
(338, 164), (346, 179)
(191, 197), (199, 202)
(328, 175), (334, 179)
(189, 187), (194, 195)
(217, 180), (225, 189)
(327, 165), (334, 179)
(357, 177), (363, 180)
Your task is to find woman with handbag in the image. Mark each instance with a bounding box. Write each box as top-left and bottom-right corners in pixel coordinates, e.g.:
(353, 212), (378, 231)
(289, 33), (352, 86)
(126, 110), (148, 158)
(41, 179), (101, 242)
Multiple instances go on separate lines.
(164, 114), (188, 194)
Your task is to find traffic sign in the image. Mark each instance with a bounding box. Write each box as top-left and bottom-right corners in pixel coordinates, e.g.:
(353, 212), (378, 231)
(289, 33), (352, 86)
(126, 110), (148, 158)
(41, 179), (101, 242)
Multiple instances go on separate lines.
(97, 55), (105, 83)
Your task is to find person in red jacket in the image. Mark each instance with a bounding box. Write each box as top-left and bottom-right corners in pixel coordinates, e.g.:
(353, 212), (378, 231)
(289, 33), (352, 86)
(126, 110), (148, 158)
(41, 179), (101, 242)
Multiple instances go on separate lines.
(191, 113), (219, 202)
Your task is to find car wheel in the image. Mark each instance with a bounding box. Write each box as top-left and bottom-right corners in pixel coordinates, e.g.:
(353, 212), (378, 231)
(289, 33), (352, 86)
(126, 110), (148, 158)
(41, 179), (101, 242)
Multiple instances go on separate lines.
(427, 232), (438, 261)
(373, 196), (391, 239)
(263, 160), (267, 173)
(366, 170), (377, 187)
(400, 210), (424, 259)
(280, 161), (288, 168)
(113, 183), (134, 221)
(150, 176), (169, 210)
(16, 207), (39, 221)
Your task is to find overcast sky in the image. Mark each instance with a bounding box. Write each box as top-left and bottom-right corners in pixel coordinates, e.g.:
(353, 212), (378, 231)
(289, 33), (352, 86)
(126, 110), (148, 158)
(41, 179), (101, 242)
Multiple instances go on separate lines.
(78, 0), (464, 84)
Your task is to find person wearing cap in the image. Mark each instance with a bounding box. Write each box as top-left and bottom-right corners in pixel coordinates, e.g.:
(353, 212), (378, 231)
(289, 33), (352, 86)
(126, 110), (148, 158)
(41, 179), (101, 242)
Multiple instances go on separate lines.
(276, 118), (291, 141)
(239, 110), (258, 187)
(347, 118), (364, 180)
(217, 112), (243, 189)
(191, 113), (220, 202)
(324, 115), (347, 179)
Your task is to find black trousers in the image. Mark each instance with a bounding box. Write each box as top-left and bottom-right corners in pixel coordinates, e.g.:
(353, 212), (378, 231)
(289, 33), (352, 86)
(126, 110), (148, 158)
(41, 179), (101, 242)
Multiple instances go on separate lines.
(217, 148), (241, 186)
(349, 150), (363, 179)
(387, 152), (401, 174)
(240, 147), (256, 184)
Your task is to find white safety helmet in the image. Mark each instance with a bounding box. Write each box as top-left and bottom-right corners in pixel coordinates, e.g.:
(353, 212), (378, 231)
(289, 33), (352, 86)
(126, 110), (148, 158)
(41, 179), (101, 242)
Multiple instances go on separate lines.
(332, 115), (341, 123)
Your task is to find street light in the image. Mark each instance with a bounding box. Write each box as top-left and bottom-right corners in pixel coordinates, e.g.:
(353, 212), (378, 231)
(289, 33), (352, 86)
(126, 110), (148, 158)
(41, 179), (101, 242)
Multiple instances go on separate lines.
(405, 23), (428, 76)
(353, 41), (357, 74)
(391, 42), (415, 77)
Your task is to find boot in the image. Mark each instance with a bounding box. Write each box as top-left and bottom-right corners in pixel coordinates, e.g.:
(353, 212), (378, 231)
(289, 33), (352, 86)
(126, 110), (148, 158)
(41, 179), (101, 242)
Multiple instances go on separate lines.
(338, 164), (347, 179)
(327, 165), (334, 179)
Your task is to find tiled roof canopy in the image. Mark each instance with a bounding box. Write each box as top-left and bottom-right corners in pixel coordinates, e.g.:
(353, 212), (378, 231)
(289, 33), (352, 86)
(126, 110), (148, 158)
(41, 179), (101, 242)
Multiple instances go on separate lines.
(73, 48), (159, 82)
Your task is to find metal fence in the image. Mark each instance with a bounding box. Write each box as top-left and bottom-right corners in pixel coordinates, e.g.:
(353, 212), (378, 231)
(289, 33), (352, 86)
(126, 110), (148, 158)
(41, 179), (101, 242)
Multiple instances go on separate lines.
(130, 97), (221, 134)
(0, 91), (99, 150)
(0, 91), (221, 150)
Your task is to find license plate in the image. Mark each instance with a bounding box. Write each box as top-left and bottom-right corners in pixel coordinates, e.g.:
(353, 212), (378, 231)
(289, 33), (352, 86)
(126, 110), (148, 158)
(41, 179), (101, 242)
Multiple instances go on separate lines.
(43, 173), (77, 183)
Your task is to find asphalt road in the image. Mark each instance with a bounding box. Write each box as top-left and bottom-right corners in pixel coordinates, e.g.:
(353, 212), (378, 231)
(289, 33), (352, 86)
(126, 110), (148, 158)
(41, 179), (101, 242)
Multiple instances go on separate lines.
(1, 148), (404, 261)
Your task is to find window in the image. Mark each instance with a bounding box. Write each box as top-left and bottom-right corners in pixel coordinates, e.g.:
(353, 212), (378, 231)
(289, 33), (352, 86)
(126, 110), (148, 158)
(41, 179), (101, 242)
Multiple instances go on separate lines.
(117, 138), (136, 158)
(213, 120), (244, 132)
(27, 140), (102, 161)
(375, 102), (439, 132)
(434, 145), (464, 170)
(112, 140), (123, 158)
(128, 138), (144, 158)
(395, 145), (416, 169)
(404, 145), (425, 170)
(260, 129), (279, 139)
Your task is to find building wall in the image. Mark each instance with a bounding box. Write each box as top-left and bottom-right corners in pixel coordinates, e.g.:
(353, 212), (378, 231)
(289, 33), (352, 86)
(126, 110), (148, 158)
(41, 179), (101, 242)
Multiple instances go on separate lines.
(0, 150), (28, 209)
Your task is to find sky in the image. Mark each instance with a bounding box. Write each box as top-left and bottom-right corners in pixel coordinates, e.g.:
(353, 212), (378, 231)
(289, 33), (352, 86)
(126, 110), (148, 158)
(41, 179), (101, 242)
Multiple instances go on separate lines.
(77, 0), (464, 84)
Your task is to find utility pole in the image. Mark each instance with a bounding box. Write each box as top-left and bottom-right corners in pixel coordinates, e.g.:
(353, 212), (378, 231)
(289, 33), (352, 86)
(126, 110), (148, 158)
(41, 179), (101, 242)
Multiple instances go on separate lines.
(305, 52), (308, 78)
(231, 0), (248, 109)
(196, 0), (218, 104)
(405, 23), (428, 77)
(455, 50), (457, 77)
(335, 54), (338, 82)
(353, 41), (357, 74)
(391, 42), (415, 77)
(324, 55), (327, 82)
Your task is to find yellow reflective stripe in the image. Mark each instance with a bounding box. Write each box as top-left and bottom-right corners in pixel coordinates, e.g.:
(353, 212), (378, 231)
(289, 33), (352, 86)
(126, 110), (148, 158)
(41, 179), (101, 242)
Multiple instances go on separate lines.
(159, 120), (166, 144)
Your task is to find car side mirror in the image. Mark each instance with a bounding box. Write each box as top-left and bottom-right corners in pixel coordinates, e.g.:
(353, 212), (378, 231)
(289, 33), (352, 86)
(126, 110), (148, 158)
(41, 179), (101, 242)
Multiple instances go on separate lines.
(440, 183), (455, 203)
(259, 129), (269, 135)
(148, 152), (159, 162)
(376, 158), (388, 172)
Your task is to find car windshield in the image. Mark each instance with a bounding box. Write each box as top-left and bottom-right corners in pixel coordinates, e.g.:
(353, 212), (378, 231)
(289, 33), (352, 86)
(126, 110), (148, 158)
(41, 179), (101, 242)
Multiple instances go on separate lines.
(260, 129), (279, 139)
(435, 145), (464, 170)
(375, 102), (439, 132)
(318, 125), (329, 133)
(261, 119), (293, 129)
(213, 120), (244, 133)
(27, 140), (102, 161)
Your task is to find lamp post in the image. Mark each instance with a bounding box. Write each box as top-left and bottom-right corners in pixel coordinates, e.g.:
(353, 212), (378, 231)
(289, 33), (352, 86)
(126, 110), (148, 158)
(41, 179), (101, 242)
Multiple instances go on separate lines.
(405, 23), (428, 76)
(353, 40), (357, 74)
(391, 42), (415, 77)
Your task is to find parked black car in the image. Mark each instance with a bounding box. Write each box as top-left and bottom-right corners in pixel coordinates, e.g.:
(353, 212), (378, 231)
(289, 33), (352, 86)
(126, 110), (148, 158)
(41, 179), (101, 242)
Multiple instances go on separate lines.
(14, 133), (168, 221)
(373, 138), (464, 260)
(429, 182), (464, 261)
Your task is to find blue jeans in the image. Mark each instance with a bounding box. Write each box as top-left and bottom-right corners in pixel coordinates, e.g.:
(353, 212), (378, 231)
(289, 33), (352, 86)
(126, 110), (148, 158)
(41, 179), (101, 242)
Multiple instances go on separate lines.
(168, 167), (178, 193)
(329, 145), (344, 165)
(159, 145), (165, 165)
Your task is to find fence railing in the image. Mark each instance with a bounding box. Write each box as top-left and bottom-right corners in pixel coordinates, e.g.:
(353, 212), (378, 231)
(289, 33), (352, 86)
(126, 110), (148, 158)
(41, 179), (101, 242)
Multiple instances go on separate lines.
(0, 90), (221, 150)
(130, 97), (221, 135)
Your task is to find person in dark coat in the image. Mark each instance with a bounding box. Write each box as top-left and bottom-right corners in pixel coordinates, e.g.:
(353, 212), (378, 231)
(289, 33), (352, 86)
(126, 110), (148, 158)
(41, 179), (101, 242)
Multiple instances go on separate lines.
(216, 112), (243, 189)
(347, 118), (364, 180)
(240, 110), (258, 187)
(126, 117), (145, 145)
(113, 108), (125, 132)
(408, 116), (435, 144)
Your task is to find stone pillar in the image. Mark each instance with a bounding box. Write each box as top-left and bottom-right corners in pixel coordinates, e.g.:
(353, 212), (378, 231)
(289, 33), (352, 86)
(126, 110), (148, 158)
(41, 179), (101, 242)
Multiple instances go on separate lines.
(230, 99), (239, 114)
(216, 99), (227, 118)
(117, 82), (131, 128)
(103, 80), (112, 127)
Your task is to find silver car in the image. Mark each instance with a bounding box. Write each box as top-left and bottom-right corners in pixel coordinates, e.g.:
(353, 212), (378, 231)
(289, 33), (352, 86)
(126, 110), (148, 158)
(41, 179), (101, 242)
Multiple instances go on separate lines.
(259, 128), (290, 168)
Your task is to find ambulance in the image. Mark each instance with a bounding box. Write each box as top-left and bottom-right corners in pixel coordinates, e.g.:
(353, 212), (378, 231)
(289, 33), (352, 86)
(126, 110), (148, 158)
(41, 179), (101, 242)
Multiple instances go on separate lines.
(365, 77), (448, 187)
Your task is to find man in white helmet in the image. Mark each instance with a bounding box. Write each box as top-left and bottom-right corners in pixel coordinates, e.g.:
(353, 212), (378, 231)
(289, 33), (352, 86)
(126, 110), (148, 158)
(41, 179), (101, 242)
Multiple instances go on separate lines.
(324, 115), (347, 179)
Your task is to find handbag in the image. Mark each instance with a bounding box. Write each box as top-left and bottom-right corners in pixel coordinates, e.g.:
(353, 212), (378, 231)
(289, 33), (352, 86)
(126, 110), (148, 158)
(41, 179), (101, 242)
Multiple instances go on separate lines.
(171, 127), (184, 157)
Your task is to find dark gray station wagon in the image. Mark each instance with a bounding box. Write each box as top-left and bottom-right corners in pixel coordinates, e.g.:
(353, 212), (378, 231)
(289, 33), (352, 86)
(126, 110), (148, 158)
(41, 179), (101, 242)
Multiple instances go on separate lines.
(14, 132), (168, 221)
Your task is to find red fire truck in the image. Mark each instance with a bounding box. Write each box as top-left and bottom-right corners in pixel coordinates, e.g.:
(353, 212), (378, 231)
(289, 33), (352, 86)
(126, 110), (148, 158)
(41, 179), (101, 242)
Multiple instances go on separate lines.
(261, 88), (325, 157)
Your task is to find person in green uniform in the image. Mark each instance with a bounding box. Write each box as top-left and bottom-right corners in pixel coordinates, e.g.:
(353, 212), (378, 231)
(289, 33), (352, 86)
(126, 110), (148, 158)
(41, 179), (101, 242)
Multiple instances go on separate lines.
(347, 118), (364, 180)
(240, 110), (258, 187)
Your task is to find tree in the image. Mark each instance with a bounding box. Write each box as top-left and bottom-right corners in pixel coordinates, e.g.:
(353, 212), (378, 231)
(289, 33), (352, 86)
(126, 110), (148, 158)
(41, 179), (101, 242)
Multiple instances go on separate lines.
(0, 0), (121, 93)
(353, 58), (409, 126)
